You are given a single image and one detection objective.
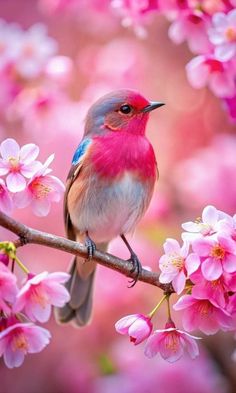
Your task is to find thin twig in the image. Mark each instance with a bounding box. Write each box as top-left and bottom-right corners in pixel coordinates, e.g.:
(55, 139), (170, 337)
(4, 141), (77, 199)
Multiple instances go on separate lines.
(0, 211), (171, 291)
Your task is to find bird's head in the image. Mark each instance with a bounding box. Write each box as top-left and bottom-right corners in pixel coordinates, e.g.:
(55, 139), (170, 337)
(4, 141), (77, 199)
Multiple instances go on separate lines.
(84, 89), (164, 136)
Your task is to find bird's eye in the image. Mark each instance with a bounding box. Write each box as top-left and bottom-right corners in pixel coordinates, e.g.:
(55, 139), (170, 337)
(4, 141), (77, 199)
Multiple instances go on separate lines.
(119, 104), (132, 114)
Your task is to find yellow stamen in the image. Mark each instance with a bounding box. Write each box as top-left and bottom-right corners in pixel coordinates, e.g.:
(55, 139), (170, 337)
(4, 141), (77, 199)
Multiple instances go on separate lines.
(210, 244), (225, 260)
(12, 332), (28, 352)
(171, 256), (184, 269)
(165, 332), (179, 352)
(32, 182), (51, 199)
(8, 156), (19, 169)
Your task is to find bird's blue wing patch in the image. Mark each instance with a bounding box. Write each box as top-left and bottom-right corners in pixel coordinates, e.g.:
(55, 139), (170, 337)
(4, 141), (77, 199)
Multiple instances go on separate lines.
(72, 138), (91, 165)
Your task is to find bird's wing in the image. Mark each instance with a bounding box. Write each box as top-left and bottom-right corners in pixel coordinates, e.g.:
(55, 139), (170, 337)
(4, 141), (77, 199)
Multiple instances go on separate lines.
(64, 138), (92, 241)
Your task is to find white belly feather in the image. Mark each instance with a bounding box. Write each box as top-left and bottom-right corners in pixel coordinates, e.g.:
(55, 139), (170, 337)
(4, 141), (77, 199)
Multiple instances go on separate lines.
(69, 172), (152, 243)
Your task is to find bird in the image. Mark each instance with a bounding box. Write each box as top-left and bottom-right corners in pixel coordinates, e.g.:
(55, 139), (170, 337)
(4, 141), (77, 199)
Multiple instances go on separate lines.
(55, 89), (164, 327)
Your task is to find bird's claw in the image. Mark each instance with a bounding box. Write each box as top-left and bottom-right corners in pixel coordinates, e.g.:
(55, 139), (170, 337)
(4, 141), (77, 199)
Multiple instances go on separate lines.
(85, 235), (96, 260)
(127, 252), (142, 288)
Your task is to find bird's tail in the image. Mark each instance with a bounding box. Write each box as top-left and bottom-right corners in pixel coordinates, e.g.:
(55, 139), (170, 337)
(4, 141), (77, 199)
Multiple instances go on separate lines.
(55, 242), (108, 327)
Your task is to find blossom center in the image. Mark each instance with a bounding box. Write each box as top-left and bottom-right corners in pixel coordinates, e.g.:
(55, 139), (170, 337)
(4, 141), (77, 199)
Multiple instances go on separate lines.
(210, 244), (225, 260)
(12, 332), (29, 352)
(165, 332), (179, 352)
(31, 181), (51, 199)
(225, 27), (236, 42)
(170, 255), (184, 270)
(8, 156), (20, 172)
(198, 300), (211, 317)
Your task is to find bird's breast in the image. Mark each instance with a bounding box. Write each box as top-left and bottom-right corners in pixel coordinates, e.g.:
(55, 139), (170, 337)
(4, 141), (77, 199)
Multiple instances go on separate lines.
(67, 132), (157, 242)
(90, 132), (157, 180)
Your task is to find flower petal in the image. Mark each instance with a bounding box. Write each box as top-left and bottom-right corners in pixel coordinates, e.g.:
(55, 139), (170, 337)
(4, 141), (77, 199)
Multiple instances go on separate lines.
(4, 347), (25, 369)
(0, 138), (20, 160)
(115, 314), (139, 334)
(173, 295), (196, 311)
(180, 333), (199, 359)
(192, 238), (213, 256)
(172, 271), (186, 294)
(20, 144), (39, 164)
(202, 205), (218, 225)
(163, 238), (181, 254)
(185, 253), (200, 275)
(26, 326), (51, 353)
(201, 257), (222, 280)
(215, 43), (236, 61)
(223, 254), (236, 273)
(144, 332), (164, 358)
(6, 173), (26, 193)
(31, 198), (51, 216)
(21, 161), (42, 178)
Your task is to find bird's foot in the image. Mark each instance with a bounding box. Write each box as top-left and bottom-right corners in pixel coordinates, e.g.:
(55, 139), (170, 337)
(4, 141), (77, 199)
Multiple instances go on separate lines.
(85, 233), (96, 260)
(127, 252), (142, 288)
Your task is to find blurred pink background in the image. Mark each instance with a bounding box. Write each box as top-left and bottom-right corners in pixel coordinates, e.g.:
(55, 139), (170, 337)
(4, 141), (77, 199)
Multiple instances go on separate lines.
(0, 1), (235, 392)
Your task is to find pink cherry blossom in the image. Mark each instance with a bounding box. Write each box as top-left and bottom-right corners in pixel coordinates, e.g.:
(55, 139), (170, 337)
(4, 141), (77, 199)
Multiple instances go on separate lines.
(209, 9), (236, 61)
(115, 313), (153, 345)
(191, 273), (229, 308)
(168, 10), (212, 54)
(0, 319), (51, 368)
(159, 238), (200, 294)
(192, 235), (236, 280)
(186, 55), (235, 98)
(14, 154), (65, 216)
(0, 263), (18, 314)
(111, 0), (158, 37)
(0, 178), (13, 214)
(14, 271), (70, 323)
(13, 23), (58, 79)
(181, 205), (229, 241)
(0, 138), (41, 192)
(144, 323), (200, 362)
(173, 294), (232, 334)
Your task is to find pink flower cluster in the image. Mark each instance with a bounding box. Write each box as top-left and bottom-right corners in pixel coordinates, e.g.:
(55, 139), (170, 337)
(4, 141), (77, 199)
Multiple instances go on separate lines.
(159, 205), (236, 335)
(0, 138), (65, 216)
(0, 19), (73, 127)
(111, 1), (236, 121)
(116, 205), (236, 363)
(0, 255), (70, 368)
(115, 314), (200, 363)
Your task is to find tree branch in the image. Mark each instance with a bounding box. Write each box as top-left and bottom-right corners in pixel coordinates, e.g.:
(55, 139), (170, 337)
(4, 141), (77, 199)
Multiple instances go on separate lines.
(0, 211), (170, 291)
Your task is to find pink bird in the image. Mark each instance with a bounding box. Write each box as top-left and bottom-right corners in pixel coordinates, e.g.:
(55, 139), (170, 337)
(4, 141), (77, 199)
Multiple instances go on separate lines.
(55, 89), (164, 326)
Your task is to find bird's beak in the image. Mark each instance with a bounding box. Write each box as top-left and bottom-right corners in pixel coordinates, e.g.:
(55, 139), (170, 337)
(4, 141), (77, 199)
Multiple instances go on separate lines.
(141, 101), (165, 113)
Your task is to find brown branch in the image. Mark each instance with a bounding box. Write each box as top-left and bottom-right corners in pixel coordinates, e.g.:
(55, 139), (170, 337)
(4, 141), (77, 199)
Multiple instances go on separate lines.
(0, 211), (170, 291)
